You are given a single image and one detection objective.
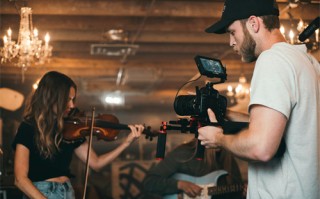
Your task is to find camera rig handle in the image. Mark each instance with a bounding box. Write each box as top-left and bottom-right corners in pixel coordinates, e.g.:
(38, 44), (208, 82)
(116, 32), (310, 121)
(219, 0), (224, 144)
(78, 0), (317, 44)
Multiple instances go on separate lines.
(155, 122), (167, 160)
(158, 118), (206, 160)
(155, 118), (249, 160)
(208, 121), (249, 134)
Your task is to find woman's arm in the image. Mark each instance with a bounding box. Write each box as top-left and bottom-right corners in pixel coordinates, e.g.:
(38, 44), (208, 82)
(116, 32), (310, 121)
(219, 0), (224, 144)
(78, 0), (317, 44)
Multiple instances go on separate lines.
(14, 144), (47, 199)
(75, 124), (144, 171)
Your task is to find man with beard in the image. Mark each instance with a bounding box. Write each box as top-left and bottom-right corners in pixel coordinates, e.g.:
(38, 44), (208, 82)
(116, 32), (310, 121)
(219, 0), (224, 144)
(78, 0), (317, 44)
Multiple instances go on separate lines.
(197, 0), (320, 199)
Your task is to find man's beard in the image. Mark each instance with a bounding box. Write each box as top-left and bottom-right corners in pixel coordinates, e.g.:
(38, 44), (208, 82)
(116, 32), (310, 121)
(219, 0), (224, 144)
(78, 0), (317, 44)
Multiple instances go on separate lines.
(240, 27), (257, 63)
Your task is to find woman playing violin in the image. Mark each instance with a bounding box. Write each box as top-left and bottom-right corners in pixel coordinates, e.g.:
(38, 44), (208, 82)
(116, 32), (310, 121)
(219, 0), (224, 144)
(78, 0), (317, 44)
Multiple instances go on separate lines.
(12, 71), (145, 199)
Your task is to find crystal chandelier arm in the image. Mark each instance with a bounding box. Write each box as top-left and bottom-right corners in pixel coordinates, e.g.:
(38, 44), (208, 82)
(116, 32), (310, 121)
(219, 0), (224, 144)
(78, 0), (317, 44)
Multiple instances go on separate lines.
(0, 6), (52, 70)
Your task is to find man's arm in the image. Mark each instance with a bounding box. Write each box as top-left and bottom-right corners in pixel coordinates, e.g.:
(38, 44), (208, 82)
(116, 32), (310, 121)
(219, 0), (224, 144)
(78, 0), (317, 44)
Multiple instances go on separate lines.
(198, 105), (287, 162)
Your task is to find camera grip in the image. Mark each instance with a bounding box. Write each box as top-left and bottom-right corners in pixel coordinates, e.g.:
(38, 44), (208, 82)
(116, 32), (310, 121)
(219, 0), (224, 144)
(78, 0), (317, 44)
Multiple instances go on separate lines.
(156, 131), (167, 160)
(195, 139), (205, 160)
(222, 121), (249, 134)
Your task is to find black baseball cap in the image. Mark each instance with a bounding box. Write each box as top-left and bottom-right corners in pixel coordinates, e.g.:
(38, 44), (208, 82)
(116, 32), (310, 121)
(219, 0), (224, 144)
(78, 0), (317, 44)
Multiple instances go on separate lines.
(205, 0), (279, 34)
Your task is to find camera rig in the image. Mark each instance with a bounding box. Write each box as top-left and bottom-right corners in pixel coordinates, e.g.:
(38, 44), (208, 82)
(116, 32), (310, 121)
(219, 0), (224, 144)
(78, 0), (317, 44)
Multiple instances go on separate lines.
(156, 55), (249, 160)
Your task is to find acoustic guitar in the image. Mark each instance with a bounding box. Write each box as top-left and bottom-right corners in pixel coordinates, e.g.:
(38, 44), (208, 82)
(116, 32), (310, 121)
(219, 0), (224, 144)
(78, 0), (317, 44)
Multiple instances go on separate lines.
(164, 170), (245, 199)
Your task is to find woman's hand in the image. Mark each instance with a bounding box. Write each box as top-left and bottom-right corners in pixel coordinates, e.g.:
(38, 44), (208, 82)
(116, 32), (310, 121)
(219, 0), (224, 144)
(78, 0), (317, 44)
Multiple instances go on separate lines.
(126, 124), (144, 144)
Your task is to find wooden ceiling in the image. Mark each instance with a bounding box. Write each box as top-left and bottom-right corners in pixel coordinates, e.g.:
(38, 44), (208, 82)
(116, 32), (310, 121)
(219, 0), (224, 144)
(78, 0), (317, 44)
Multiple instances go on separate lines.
(0, 0), (319, 113)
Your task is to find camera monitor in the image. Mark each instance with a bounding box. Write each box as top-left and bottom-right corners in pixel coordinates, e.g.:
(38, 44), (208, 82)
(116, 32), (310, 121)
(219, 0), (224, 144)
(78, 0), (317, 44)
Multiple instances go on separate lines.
(194, 55), (227, 81)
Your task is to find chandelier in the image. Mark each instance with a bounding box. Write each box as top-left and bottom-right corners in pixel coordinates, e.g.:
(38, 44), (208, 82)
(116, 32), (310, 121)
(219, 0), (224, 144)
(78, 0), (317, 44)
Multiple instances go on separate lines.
(0, 7), (52, 70)
(280, 18), (319, 51)
(279, 1), (319, 51)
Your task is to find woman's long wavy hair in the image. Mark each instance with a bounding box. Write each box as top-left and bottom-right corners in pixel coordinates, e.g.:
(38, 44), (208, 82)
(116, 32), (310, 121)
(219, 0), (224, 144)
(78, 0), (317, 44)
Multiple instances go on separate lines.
(24, 71), (77, 159)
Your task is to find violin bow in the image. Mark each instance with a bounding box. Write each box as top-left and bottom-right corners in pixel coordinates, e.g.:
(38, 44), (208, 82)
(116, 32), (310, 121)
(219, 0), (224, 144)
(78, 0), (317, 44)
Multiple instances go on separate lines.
(82, 107), (96, 199)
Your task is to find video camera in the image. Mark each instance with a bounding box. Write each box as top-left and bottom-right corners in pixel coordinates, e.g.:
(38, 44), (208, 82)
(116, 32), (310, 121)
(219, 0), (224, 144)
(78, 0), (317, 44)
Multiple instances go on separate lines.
(173, 55), (227, 126)
(155, 55), (248, 160)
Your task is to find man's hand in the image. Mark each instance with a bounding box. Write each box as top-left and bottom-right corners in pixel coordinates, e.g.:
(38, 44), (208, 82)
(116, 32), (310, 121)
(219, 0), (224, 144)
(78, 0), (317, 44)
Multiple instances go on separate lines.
(198, 108), (224, 148)
(177, 180), (203, 198)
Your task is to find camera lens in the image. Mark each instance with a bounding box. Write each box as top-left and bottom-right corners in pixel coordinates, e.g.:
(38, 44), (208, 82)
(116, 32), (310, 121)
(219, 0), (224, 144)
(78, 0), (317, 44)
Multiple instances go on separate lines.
(173, 95), (197, 116)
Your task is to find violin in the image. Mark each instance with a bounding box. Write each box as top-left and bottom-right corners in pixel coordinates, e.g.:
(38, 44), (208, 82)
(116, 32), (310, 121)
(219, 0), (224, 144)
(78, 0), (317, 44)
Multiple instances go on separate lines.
(63, 110), (158, 142)
(63, 108), (157, 199)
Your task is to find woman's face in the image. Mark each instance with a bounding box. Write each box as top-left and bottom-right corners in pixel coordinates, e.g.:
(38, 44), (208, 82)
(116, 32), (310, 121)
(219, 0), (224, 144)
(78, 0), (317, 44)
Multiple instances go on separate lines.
(64, 87), (76, 116)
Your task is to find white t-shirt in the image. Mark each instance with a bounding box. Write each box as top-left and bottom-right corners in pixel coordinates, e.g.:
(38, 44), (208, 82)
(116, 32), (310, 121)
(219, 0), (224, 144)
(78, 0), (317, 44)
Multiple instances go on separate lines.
(248, 42), (320, 199)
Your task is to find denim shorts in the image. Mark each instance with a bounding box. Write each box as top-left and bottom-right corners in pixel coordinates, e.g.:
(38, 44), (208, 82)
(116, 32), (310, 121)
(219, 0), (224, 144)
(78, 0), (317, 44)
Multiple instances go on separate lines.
(23, 181), (75, 199)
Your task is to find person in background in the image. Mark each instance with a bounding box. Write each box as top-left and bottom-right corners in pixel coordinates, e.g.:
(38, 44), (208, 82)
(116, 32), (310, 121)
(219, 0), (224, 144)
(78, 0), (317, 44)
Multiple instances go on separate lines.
(143, 138), (246, 199)
(12, 71), (145, 199)
(198, 0), (320, 199)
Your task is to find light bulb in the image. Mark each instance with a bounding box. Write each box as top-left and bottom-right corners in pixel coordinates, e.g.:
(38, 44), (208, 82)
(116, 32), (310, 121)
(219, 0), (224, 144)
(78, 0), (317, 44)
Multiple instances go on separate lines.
(289, 30), (295, 44)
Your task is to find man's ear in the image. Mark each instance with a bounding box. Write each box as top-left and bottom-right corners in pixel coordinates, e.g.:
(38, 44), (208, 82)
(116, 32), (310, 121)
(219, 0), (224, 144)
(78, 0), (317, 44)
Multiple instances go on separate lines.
(247, 16), (260, 33)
